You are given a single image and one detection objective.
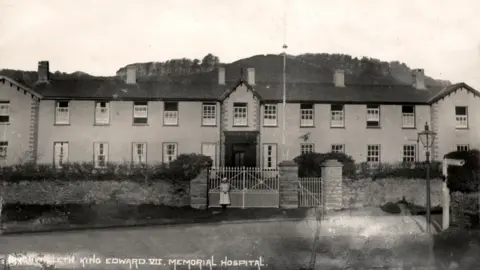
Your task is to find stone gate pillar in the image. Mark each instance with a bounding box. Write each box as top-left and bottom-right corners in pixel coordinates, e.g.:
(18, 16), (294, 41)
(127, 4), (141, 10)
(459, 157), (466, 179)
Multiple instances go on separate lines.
(279, 160), (299, 208)
(321, 159), (343, 211)
(190, 169), (208, 209)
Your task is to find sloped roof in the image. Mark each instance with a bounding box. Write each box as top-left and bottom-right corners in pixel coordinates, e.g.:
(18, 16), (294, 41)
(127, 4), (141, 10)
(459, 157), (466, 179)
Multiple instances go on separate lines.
(31, 77), (446, 104)
(255, 83), (442, 104)
(4, 55), (477, 104)
(34, 79), (226, 101)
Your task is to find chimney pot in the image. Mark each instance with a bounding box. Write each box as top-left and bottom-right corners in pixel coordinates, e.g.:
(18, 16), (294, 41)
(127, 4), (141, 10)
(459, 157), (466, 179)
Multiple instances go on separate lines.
(412, 69), (426, 90)
(247, 68), (255, 85)
(37, 61), (50, 83)
(218, 67), (225, 85)
(126, 65), (137, 84)
(334, 69), (345, 87)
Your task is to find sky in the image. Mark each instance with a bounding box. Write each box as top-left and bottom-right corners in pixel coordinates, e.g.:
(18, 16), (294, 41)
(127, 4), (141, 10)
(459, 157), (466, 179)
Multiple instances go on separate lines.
(1, 0), (479, 89)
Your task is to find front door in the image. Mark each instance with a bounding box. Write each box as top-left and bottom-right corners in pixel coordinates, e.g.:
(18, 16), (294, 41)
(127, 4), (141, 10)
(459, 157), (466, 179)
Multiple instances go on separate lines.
(234, 151), (245, 167)
(224, 131), (258, 167)
(232, 143), (256, 167)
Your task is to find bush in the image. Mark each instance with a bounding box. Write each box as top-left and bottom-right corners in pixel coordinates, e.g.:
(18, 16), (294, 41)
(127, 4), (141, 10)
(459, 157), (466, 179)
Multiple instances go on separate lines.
(0, 153), (212, 183)
(450, 192), (480, 228)
(445, 149), (480, 193)
(294, 152), (356, 178)
(380, 202), (401, 214)
(356, 161), (442, 180)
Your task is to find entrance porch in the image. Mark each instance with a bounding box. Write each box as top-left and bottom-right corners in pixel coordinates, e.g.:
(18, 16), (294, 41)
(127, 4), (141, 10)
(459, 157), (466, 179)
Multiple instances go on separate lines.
(223, 131), (259, 167)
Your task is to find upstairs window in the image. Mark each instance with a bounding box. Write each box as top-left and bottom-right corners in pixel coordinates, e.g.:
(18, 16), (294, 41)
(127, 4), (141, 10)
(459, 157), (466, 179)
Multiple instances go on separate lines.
(300, 104), (314, 127)
(164, 102), (178, 126)
(455, 106), (468, 128)
(54, 142), (69, 167)
(133, 102), (148, 124)
(0, 101), (10, 124)
(233, 103), (248, 126)
(132, 142), (147, 165)
(330, 104), (344, 127)
(95, 101), (110, 125)
(366, 105), (380, 127)
(402, 105), (415, 128)
(0, 141), (7, 159)
(94, 142), (108, 168)
(202, 103), (216, 126)
(55, 101), (70, 125)
(263, 104), (277, 126)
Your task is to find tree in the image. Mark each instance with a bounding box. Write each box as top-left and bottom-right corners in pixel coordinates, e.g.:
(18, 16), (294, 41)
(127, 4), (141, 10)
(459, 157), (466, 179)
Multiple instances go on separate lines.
(191, 59), (201, 72)
(200, 53), (219, 72)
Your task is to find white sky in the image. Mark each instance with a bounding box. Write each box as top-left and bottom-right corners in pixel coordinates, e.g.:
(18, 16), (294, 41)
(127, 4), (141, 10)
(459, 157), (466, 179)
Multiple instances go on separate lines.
(0, 0), (479, 89)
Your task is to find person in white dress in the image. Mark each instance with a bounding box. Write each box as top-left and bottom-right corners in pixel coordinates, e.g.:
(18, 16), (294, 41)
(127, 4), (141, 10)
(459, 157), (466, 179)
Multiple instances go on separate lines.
(219, 178), (231, 211)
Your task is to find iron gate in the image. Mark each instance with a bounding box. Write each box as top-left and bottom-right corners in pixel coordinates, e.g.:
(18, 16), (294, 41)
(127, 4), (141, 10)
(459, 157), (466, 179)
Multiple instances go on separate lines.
(207, 167), (280, 208)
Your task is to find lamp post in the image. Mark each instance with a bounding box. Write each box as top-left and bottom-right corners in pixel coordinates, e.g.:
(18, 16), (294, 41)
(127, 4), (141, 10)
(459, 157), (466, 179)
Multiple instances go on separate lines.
(417, 122), (436, 233)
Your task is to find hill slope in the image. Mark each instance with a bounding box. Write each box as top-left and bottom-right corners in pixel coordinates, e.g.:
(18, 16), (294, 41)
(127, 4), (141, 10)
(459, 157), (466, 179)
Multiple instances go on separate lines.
(0, 53), (451, 87)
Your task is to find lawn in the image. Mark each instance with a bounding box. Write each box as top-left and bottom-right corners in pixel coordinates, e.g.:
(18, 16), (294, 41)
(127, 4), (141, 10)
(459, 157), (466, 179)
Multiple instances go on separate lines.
(1, 204), (310, 234)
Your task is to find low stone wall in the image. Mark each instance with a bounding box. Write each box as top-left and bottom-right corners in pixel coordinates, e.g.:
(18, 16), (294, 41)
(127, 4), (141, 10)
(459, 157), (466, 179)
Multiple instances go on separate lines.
(342, 178), (443, 208)
(0, 179), (190, 206)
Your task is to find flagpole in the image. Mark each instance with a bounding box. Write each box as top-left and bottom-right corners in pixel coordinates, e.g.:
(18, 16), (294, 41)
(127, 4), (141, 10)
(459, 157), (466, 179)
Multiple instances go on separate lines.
(282, 44), (287, 162)
(282, 0), (288, 162)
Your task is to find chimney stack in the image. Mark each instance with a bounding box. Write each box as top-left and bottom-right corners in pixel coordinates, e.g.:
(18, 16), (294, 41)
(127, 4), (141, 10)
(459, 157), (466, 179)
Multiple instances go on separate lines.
(247, 68), (255, 85)
(334, 69), (345, 87)
(412, 69), (426, 90)
(218, 67), (225, 85)
(126, 65), (137, 84)
(37, 61), (50, 83)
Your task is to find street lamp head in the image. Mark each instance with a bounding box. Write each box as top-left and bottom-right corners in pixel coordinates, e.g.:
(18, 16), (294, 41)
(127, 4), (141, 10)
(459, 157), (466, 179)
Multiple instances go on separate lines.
(418, 122), (436, 148)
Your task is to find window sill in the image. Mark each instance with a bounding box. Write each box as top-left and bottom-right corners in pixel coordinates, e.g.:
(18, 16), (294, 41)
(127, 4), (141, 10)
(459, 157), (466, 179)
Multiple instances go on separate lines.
(402, 127), (416, 130)
(330, 126), (345, 129)
(201, 124), (217, 127)
(54, 124), (71, 126)
(163, 124), (179, 127)
(94, 123), (110, 126)
(263, 125), (278, 128)
(366, 126), (381, 129)
(300, 126), (315, 128)
(133, 124), (149, 126)
(455, 127), (469, 130)
(233, 125), (249, 127)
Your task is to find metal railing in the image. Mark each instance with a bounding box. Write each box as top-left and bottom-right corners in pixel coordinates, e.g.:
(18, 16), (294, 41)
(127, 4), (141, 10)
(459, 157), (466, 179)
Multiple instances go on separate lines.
(298, 177), (322, 207)
(208, 167), (279, 193)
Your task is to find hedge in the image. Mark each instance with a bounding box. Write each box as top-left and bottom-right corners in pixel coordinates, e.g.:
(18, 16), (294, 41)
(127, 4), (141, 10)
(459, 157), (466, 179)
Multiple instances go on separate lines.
(360, 161), (443, 180)
(0, 153), (212, 183)
(294, 151), (442, 180)
(294, 152), (356, 178)
(444, 149), (480, 193)
(450, 191), (480, 229)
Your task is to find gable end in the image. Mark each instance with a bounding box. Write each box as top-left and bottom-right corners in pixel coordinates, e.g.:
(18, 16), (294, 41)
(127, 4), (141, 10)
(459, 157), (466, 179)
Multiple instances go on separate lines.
(220, 80), (264, 102)
(0, 76), (43, 101)
(428, 83), (480, 104)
